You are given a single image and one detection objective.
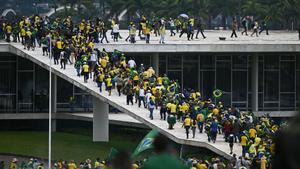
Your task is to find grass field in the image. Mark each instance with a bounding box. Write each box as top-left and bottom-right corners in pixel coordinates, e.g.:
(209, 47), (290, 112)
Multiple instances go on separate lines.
(0, 130), (143, 162)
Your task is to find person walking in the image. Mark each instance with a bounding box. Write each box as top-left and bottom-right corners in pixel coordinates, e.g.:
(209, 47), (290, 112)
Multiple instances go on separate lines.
(195, 18), (206, 39)
(251, 21), (259, 37)
(259, 16), (270, 35)
(169, 18), (176, 36)
(228, 133), (235, 154)
(106, 75), (113, 96)
(241, 133), (248, 157)
(138, 86), (146, 108)
(183, 115), (191, 139)
(100, 24), (109, 43)
(82, 62), (89, 83)
(148, 97), (155, 120)
(210, 119), (218, 143)
(112, 22), (120, 42)
(159, 22), (166, 44)
(231, 19), (238, 38)
(241, 17), (248, 36)
(191, 118), (197, 138)
(60, 49), (67, 69)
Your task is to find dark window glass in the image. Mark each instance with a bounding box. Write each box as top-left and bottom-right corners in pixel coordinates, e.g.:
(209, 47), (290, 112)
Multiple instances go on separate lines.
(281, 55), (295, 61)
(167, 55), (182, 70)
(159, 55), (166, 75)
(18, 72), (33, 103)
(264, 102), (279, 111)
(296, 71), (300, 101)
(18, 57), (34, 70)
(248, 64), (252, 92)
(258, 61), (263, 92)
(200, 56), (215, 70)
(167, 71), (182, 89)
(232, 55), (247, 70)
(280, 93), (295, 110)
(132, 55), (151, 69)
(0, 95), (16, 113)
(232, 71), (247, 101)
(57, 77), (73, 103)
(0, 62), (16, 94)
(35, 66), (49, 93)
(216, 55), (230, 61)
(280, 61), (295, 92)
(264, 55), (279, 70)
(74, 86), (85, 94)
(248, 93), (252, 111)
(216, 61), (231, 92)
(264, 71), (279, 101)
(200, 71), (215, 99)
(297, 56), (300, 70)
(258, 93), (263, 111)
(216, 92), (231, 107)
(232, 102), (247, 111)
(0, 53), (16, 61)
(183, 56), (198, 90)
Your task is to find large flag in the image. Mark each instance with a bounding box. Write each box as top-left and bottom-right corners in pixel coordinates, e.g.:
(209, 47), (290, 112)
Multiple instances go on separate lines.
(107, 147), (119, 161)
(132, 128), (159, 158)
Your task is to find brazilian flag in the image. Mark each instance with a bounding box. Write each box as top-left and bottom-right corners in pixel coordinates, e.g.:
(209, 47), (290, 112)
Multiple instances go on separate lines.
(132, 128), (159, 158)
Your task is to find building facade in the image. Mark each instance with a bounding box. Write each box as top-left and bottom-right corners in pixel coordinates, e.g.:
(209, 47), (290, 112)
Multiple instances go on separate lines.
(0, 52), (299, 114)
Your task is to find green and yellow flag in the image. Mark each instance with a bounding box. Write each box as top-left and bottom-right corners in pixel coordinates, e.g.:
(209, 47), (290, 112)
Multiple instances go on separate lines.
(132, 128), (159, 158)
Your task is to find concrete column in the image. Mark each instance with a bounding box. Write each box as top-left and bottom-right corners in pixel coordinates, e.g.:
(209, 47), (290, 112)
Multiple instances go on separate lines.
(51, 74), (57, 132)
(93, 97), (109, 142)
(251, 55), (259, 112)
(151, 53), (159, 75)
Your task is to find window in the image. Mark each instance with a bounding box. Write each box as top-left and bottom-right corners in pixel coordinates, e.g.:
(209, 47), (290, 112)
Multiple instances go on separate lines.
(183, 56), (198, 90)
(216, 61), (231, 92)
(264, 55), (279, 70)
(232, 55), (247, 70)
(167, 54), (182, 70)
(18, 57), (33, 70)
(200, 55), (215, 70)
(264, 71), (279, 101)
(280, 61), (295, 92)
(280, 93), (295, 110)
(232, 71), (247, 101)
(200, 71), (214, 99)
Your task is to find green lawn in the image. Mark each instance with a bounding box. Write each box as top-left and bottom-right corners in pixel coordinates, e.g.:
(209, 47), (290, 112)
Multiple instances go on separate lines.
(0, 131), (142, 162)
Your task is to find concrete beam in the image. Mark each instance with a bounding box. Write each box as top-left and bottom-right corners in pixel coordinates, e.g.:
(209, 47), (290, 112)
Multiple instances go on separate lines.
(93, 97), (109, 142)
(151, 53), (159, 75)
(251, 55), (259, 112)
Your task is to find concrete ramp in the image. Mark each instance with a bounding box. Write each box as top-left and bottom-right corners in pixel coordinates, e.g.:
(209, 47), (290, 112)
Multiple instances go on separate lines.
(6, 43), (241, 159)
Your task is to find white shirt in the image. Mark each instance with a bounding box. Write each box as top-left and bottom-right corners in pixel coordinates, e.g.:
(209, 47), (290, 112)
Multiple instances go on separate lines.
(128, 59), (136, 68)
(113, 24), (119, 33)
(139, 89), (145, 97)
(90, 52), (97, 62)
(146, 92), (152, 103)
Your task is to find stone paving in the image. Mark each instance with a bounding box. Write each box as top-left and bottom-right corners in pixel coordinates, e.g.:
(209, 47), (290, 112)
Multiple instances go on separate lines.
(9, 42), (243, 159)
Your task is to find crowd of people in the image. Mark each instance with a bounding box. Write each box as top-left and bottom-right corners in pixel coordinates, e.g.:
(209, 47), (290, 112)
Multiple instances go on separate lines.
(0, 14), (280, 47)
(0, 14), (287, 169)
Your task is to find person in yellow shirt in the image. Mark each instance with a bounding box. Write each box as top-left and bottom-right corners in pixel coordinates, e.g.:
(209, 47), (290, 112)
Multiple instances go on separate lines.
(197, 160), (207, 169)
(260, 155), (267, 169)
(241, 133), (248, 157)
(67, 160), (77, 169)
(249, 128), (257, 141)
(94, 158), (100, 169)
(170, 102), (177, 114)
(5, 23), (12, 42)
(183, 115), (191, 139)
(82, 63), (89, 83)
(106, 75), (113, 96)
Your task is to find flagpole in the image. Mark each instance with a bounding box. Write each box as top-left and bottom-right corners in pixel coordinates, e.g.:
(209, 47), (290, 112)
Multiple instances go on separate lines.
(48, 33), (52, 169)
